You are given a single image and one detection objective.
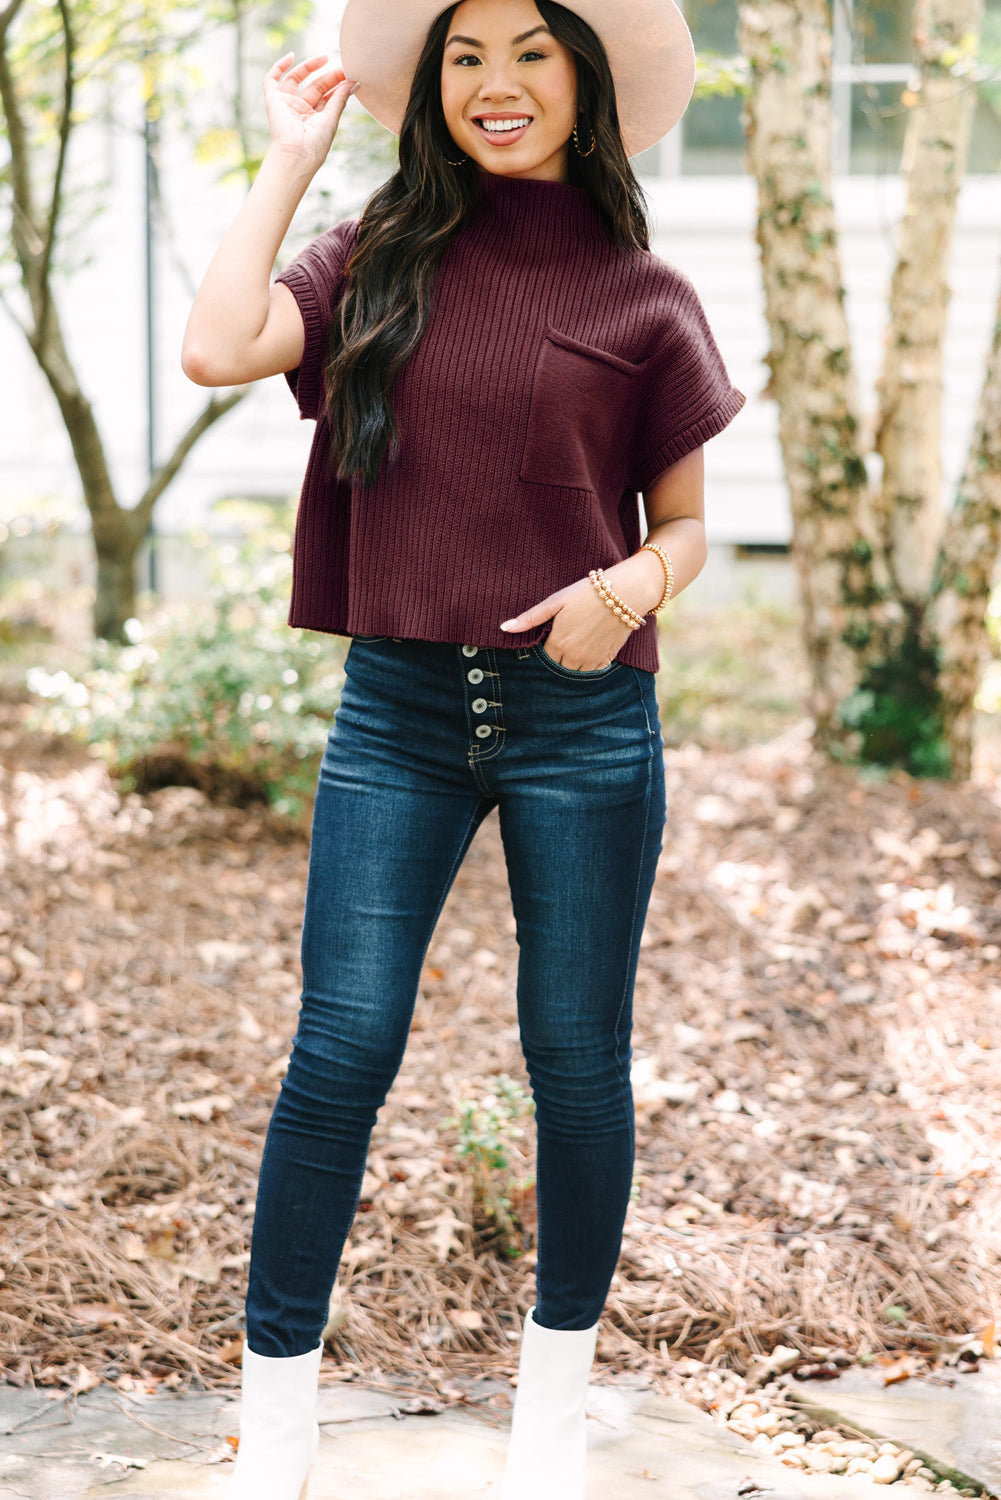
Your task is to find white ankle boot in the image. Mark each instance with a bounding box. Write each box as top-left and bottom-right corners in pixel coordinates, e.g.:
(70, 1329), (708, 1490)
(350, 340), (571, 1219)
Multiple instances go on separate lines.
(227, 1339), (323, 1500)
(500, 1307), (599, 1500)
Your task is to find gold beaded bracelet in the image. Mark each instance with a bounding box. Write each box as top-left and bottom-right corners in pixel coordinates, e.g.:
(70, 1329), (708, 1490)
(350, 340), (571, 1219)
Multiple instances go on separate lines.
(588, 568), (644, 631)
(640, 542), (675, 615)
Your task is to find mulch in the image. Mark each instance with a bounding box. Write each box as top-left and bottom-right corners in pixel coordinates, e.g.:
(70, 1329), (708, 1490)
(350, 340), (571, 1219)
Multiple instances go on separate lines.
(2, 697), (1000, 1403)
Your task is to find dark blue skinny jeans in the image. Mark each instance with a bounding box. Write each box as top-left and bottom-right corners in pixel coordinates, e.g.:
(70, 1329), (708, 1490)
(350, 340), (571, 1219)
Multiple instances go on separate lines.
(245, 632), (666, 1357)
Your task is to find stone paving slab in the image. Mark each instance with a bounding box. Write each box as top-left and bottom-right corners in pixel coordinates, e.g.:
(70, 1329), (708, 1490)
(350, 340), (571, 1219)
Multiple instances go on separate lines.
(786, 1367), (1001, 1496)
(0, 1381), (920, 1500)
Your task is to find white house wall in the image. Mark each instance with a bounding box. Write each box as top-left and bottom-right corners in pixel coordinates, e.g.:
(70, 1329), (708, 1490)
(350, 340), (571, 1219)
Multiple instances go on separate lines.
(2, 69), (1000, 563)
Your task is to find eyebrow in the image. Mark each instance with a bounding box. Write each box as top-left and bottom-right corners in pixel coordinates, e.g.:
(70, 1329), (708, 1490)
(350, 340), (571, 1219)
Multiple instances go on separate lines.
(445, 25), (552, 48)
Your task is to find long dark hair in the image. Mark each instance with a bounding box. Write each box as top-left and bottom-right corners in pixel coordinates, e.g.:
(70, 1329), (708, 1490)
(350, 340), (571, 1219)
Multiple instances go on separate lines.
(323, 1), (651, 487)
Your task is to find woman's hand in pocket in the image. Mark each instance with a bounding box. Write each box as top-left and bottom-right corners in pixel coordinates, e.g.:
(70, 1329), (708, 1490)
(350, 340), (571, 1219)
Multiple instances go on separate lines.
(500, 577), (635, 671)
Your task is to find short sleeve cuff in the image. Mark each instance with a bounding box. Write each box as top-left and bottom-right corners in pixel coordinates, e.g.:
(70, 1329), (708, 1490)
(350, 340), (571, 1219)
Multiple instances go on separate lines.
(275, 260), (327, 422)
(631, 386), (746, 493)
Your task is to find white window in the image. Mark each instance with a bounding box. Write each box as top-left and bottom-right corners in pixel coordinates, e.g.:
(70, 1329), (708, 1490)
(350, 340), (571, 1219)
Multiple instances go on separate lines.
(635, 0), (1001, 177)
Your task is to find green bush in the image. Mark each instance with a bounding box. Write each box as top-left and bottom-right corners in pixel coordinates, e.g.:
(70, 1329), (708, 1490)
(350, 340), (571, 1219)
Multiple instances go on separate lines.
(27, 533), (344, 821)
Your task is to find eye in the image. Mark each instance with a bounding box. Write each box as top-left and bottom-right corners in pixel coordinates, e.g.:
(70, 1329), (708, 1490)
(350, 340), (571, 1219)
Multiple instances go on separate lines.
(453, 49), (549, 66)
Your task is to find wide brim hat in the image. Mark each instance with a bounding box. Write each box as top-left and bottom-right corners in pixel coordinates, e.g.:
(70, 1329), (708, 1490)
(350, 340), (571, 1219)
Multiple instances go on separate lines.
(339, 0), (696, 159)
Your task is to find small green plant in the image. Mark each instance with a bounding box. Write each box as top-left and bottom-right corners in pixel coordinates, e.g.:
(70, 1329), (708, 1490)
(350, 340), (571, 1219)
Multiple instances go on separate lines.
(836, 623), (952, 779)
(27, 517), (345, 821)
(440, 1075), (536, 1259)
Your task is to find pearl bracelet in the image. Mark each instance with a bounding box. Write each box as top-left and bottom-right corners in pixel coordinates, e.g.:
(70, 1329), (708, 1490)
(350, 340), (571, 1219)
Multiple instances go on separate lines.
(640, 542), (675, 615)
(588, 568), (644, 631)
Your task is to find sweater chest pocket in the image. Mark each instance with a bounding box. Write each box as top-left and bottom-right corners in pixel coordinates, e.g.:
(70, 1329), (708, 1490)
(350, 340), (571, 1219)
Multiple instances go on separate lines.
(520, 329), (645, 492)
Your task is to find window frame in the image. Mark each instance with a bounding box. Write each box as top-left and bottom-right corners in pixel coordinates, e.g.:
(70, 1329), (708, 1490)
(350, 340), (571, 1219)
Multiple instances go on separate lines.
(647, 0), (997, 178)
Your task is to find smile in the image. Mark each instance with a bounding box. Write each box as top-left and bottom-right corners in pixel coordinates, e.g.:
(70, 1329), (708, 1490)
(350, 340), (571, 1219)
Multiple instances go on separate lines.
(473, 115), (533, 142)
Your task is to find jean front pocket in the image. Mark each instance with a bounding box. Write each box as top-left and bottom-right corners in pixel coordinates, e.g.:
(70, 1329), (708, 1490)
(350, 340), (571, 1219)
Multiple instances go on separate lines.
(532, 641), (623, 680)
(520, 329), (647, 493)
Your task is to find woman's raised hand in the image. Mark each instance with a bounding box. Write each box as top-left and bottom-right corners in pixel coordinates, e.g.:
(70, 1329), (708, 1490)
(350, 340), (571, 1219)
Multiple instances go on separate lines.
(264, 53), (357, 172)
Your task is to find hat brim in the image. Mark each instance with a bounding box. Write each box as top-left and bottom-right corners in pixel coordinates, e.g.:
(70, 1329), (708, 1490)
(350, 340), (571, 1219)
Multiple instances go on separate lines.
(339, 0), (695, 159)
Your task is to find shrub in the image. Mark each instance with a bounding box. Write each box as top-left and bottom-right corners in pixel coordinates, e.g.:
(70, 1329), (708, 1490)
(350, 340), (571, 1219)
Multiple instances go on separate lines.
(440, 1075), (536, 1259)
(27, 533), (344, 821)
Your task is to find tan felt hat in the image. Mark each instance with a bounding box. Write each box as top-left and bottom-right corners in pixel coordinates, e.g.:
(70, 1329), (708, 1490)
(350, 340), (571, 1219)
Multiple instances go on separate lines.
(339, 0), (696, 159)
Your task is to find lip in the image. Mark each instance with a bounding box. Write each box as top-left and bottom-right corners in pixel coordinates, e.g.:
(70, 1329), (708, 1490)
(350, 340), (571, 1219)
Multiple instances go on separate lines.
(471, 112), (534, 146)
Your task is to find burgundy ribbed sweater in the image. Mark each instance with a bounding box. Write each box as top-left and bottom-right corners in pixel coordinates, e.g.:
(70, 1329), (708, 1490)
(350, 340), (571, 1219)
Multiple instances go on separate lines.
(275, 171), (745, 673)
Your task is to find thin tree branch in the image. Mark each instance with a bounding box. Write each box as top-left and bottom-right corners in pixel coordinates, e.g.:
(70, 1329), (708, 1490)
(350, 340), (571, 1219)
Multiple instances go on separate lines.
(36, 0), (75, 353)
(0, 0), (26, 39)
(921, 266), (1001, 777)
(133, 389), (248, 528)
(0, 0), (40, 273)
(871, 0), (983, 603)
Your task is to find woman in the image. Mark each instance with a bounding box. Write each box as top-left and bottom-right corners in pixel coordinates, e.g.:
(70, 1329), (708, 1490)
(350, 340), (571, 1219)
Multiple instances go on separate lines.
(182, 1), (744, 1496)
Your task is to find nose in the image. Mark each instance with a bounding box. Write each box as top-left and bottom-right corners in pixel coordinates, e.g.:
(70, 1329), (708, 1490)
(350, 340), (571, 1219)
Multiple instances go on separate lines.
(477, 65), (522, 104)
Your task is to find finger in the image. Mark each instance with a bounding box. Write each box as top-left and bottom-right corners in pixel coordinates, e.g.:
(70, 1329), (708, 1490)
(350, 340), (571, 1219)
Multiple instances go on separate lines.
(499, 599), (562, 631)
(300, 65), (348, 102)
(320, 78), (359, 115)
(278, 53), (330, 87)
(267, 52), (295, 80)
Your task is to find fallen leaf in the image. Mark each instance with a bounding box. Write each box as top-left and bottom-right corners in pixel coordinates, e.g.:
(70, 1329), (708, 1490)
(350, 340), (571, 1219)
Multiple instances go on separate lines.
(90, 1453), (148, 1470)
(69, 1303), (127, 1327)
(196, 940), (252, 969)
(11, 945), (42, 970)
(424, 1208), (466, 1263)
(179, 1252), (221, 1286)
(237, 1004), (264, 1042)
(882, 1356), (915, 1386)
(449, 1308), (484, 1331)
(171, 1094), (234, 1122)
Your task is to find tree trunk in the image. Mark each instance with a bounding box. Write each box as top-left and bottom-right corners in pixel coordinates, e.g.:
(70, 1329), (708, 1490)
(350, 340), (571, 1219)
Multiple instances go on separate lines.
(0, 3), (246, 644)
(736, 0), (890, 752)
(924, 271), (1001, 777)
(93, 513), (145, 640)
(34, 324), (147, 644)
(738, 0), (998, 779)
(873, 0), (983, 603)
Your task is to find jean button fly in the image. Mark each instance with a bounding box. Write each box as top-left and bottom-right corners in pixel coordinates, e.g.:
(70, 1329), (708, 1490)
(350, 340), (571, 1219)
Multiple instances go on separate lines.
(475, 724), (492, 739)
(467, 668), (484, 684)
(462, 645), (478, 658)
(471, 697), (488, 714)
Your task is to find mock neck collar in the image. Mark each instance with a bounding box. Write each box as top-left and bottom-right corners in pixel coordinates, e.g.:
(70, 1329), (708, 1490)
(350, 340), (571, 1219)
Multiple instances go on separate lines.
(476, 169), (610, 246)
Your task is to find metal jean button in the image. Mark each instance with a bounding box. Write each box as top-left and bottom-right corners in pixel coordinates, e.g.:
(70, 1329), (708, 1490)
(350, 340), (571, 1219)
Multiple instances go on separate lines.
(462, 645), (478, 658)
(471, 697), (489, 714)
(474, 724), (492, 739)
(467, 668), (484, 684)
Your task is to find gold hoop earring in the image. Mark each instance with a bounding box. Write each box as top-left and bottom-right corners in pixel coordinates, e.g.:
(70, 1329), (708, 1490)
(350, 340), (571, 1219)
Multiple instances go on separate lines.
(573, 119), (596, 157)
(445, 151), (468, 166)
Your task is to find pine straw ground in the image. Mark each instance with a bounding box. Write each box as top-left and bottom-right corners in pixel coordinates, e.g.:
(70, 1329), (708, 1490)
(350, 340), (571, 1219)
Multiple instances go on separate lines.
(2, 656), (1001, 1407)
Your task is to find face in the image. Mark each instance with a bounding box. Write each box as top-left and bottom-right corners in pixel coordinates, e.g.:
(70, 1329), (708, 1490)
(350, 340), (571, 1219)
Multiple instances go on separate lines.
(440, 0), (578, 183)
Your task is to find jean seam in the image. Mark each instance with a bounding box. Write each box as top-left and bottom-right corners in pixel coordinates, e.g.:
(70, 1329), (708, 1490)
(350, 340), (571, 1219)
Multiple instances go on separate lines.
(467, 647), (506, 793)
(611, 740), (655, 1085)
(418, 798), (495, 964)
(629, 662), (657, 739)
(532, 642), (623, 680)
